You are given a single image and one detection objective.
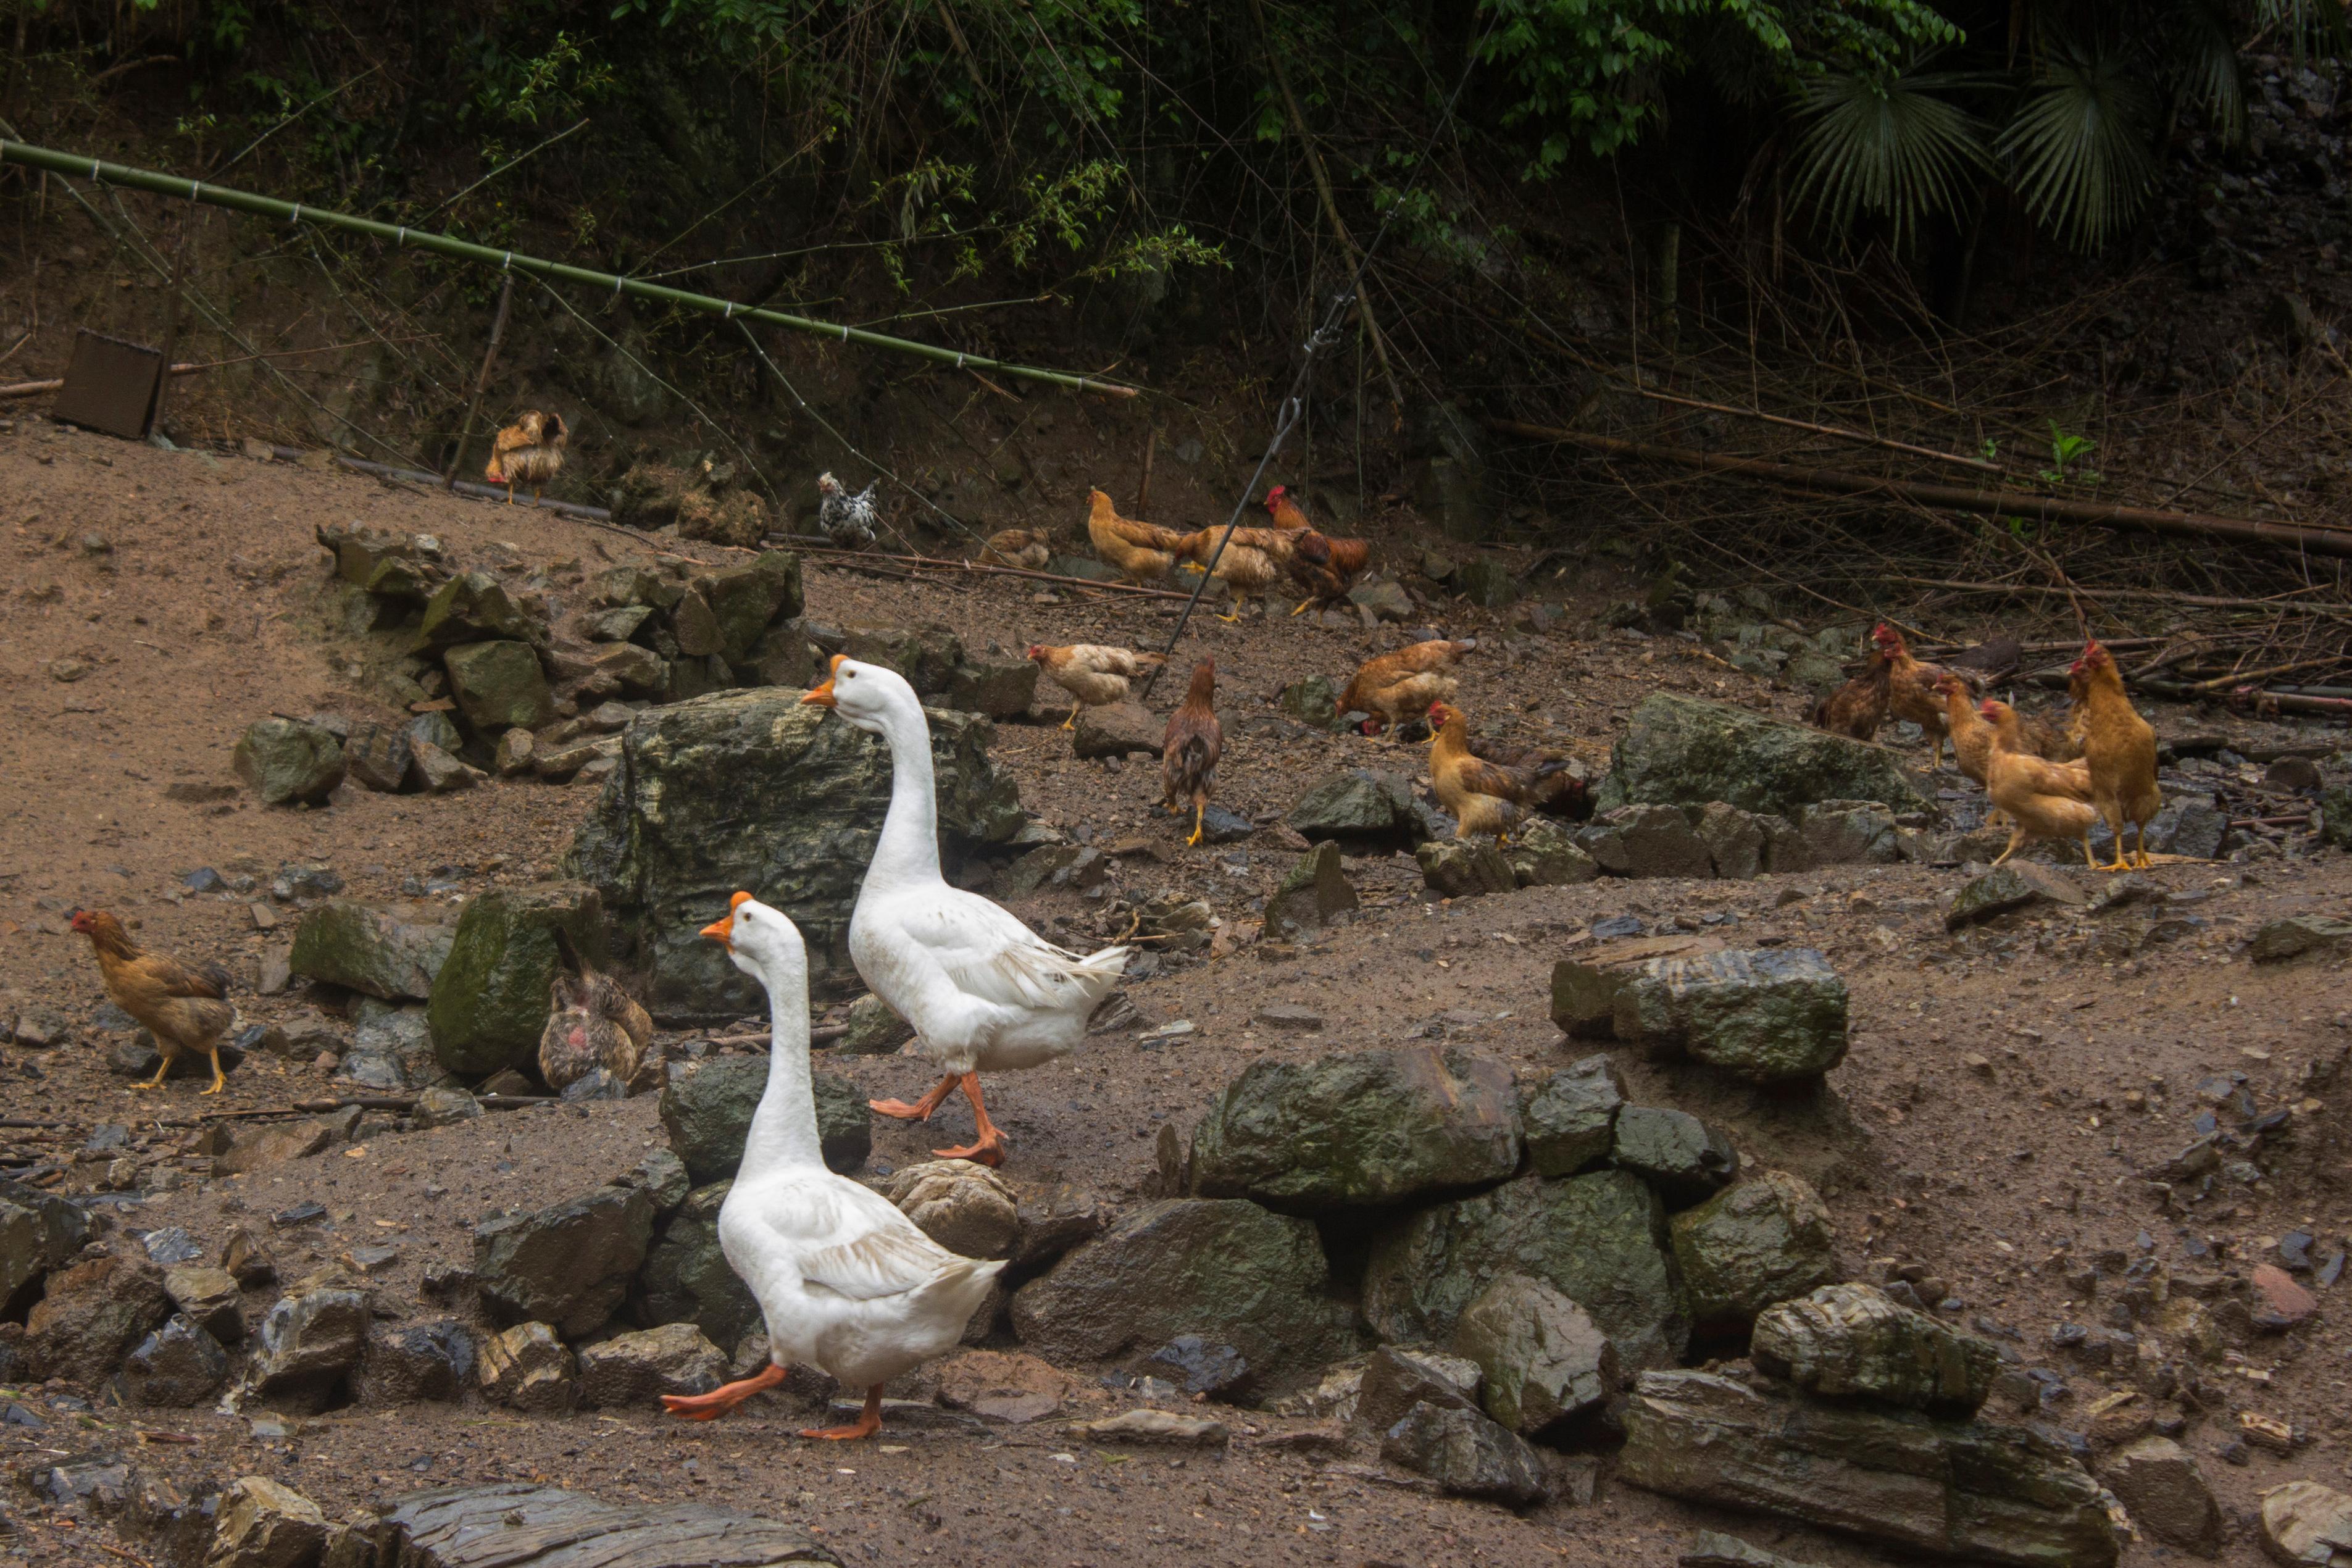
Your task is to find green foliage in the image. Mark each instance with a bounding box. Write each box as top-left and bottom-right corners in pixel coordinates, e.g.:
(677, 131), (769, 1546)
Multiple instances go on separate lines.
(1788, 67), (1990, 242)
(2038, 420), (2101, 486)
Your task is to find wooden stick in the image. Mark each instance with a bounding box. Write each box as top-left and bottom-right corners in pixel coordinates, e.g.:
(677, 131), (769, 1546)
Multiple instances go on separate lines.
(1627, 383), (2004, 475)
(1485, 418), (2352, 559)
(1884, 575), (2352, 616)
(1136, 426), (1157, 514)
(444, 272), (514, 489)
(148, 191), (196, 435)
(771, 536), (1194, 599)
(2182, 656), (2352, 693)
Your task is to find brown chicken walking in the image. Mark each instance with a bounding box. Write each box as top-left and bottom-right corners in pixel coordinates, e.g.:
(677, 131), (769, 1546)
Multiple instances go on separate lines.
(70, 909), (238, 1093)
(1161, 659), (1223, 846)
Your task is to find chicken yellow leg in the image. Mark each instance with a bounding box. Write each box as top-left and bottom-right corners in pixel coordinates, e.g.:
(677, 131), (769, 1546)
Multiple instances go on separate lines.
(1186, 801), (1205, 848)
(201, 1046), (227, 1095)
(1061, 701), (1082, 731)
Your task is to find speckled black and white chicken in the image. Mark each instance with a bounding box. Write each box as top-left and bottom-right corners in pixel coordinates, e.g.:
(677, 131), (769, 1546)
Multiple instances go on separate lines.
(817, 472), (879, 549)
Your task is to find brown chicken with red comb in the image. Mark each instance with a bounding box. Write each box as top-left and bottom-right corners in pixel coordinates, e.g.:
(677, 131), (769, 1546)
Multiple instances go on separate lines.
(70, 909), (238, 1093)
(1160, 659), (1223, 847)
(1266, 487), (1370, 613)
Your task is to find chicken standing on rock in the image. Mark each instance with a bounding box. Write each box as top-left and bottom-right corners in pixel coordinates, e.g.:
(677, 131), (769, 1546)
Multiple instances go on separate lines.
(2073, 640), (2162, 870)
(1026, 643), (1166, 729)
(978, 528), (1051, 571)
(1875, 623), (1967, 770)
(537, 932), (654, 1094)
(485, 411), (567, 505)
(70, 909), (238, 1093)
(1085, 488), (1188, 586)
(1161, 659), (1223, 847)
(1427, 701), (1582, 842)
(1981, 699), (2101, 868)
(817, 472), (879, 549)
(1341, 638), (1476, 740)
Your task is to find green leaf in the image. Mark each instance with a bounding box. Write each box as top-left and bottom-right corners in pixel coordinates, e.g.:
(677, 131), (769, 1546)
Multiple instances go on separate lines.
(1788, 67), (1993, 245)
(1996, 44), (2162, 253)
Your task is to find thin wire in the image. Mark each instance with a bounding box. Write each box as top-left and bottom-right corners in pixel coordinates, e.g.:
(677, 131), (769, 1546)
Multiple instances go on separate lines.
(733, 318), (978, 551)
(1138, 6), (1508, 698)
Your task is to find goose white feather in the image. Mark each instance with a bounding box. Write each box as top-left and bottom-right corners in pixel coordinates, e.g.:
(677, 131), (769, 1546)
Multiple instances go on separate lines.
(804, 657), (1126, 1161)
(669, 894), (1001, 1435)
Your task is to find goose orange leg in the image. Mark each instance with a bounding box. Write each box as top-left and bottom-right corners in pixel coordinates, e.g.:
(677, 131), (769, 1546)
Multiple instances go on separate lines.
(663, 1361), (787, 1421)
(801, 1385), (884, 1441)
(930, 1073), (1007, 1166)
(871, 1072), (959, 1122)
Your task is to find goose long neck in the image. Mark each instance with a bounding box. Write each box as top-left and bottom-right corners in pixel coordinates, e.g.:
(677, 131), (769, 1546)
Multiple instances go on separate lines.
(867, 699), (942, 888)
(740, 952), (822, 1175)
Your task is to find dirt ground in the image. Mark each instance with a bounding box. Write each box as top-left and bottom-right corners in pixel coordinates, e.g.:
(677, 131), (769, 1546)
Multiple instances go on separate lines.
(4, 419), (2351, 1568)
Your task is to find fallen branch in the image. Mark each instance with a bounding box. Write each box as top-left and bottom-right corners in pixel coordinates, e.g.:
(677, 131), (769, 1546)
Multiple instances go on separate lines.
(1623, 385), (2004, 475)
(323, 454), (613, 520)
(1884, 576), (2352, 617)
(770, 535), (1195, 600)
(0, 336), (434, 399)
(1485, 419), (2352, 559)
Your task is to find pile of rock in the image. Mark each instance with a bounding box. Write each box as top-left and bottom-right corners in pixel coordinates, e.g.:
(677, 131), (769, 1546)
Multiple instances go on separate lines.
(1552, 941), (1850, 1085)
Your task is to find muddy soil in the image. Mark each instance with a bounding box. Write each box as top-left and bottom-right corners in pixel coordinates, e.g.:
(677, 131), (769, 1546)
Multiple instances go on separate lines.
(3, 420), (2351, 1568)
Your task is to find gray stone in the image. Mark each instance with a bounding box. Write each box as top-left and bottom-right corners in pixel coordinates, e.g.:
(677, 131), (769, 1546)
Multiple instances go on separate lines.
(405, 710), (464, 757)
(1355, 1344), (1482, 1432)
(1278, 675), (1341, 729)
(1579, 804), (1714, 878)
(1693, 803), (1766, 880)
(2259, 1479), (2352, 1567)
(661, 1056), (870, 1182)
(409, 740), (481, 795)
(162, 1264), (244, 1344)
(748, 625), (819, 690)
(288, 901), (454, 1001)
(577, 1322), (725, 1407)
(1265, 841), (1359, 938)
(425, 882), (610, 1077)
(206, 1477), (329, 1568)
(1750, 1283), (1999, 1415)
(373, 1482), (839, 1568)
(1363, 1170), (1689, 1369)
(1350, 578), (1415, 622)
(343, 724), (414, 794)
(248, 1287), (370, 1407)
(119, 1316), (229, 1407)
(632, 1180), (760, 1349)
(356, 1320), (476, 1404)
(413, 571), (534, 654)
(0, 1177), (91, 1317)
(565, 687), (1024, 1013)
(1071, 1408), (1230, 1446)
(233, 719), (346, 806)
(1596, 693), (1932, 819)
(1505, 818), (1601, 886)
(886, 1161), (1021, 1258)
(945, 659), (1038, 719)
(1669, 1170), (1839, 1335)
(1073, 700), (1163, 758)
(1945, 864), (2088, 930)
(1145, 1335), (1255, 1399)
(1009, 1183), (1107, 1267)
(493, 728), (535, 777)
(696, 553), (803, 666)
(1380, 1401), (1549, 1505)
(1417, 838), (1516, 898)
(838, 992), (915, 1056)
(2100, 1435), (2219, 1556)
(477, 1322), (577, 1414)
(586, 605), (654, 643)
(841, 622), (962, 696)
(1522, 1054), (1625, 1177)
(443, 641), (556, 734)
(616, 1148), (692, 1216)
(1451, 557), (1520, 610)
(1189, 1046), (1520, 1211)
(1010, 1199), (1354, 1383)
(1619, 1370), (2117, 1568)
(1798, 800), (1901, 864)
(23, 1255), (167, 1384)
(1287, 769), (1433, 845)
(473, 1185), (656, 1337)
(411, 1087), (482, 1128)
(1612, 1106), (1740, 1208)
(2250, 915), (2352, 963)
(1680, 1531), (1828, 1568)
(1612, 948), (1850, 1084)
(1453, 1273), (1619, 1437)
(2320, 785), (2352, 851)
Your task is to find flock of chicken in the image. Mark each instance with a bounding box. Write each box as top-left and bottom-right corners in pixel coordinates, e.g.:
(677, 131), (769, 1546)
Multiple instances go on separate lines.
(1814, 623), (2162, 870)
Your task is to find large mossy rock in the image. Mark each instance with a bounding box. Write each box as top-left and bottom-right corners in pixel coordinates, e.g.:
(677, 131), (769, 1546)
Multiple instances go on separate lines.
(1595, 693), (1931, 818)
(233, 719), (346, 806)
(660, 1056), (870, 1182)
(1264, 841), (1359, 938)
(426, 883), (611, 1078)
(632, 1180), (761, 1350)
(1287, 769), (1438, 846)
(1619, 1370), (2117, 1568)
(413, 571), (535, 654)
(0, 1177), (92, 1318)
(473, 1185), (657, 1338)
(1749, 1283), (1999, 1416)
(288, 901), (456, 1001)
(565, 689), (1025, 1015)
(1453, 1272), (1620, 1438)
(1009, 1199), (1355, 1385)
(443, 641), (556, 734)
(697, 553), (803, 669)
(1669, 1170), (1840, 1335)
(1188, 1046), (1519, 1212)
(1362, 1169), (1690, 1369)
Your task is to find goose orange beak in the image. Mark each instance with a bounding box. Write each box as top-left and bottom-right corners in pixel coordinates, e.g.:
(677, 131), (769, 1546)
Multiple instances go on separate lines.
(700, 891), (754, 946)
(801, 654), (846, 707)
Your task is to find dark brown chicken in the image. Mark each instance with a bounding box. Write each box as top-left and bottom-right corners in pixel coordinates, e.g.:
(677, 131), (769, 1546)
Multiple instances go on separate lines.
(1812, 648), (1891, 740)
(1875, 623), (1969, 769)
(70, 909), (238, 1093)
(486, 411), (567, 504)
(1161, 659), (1223, 847)
(537, 933), (654, 1094)
(1266, 488), (1370, 612)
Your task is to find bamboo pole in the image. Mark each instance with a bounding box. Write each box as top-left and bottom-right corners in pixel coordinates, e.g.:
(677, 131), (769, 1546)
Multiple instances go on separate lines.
(0, 138), (1140, 399)
(444, 273), (514, 488)
(1483, 418), (2352, 559)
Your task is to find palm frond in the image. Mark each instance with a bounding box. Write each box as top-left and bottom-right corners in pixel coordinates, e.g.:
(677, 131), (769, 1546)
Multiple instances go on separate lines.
(1788, 69), (1994, 247)
(1996, 46), (2162, 253)
(2171, 0), (2246, 142)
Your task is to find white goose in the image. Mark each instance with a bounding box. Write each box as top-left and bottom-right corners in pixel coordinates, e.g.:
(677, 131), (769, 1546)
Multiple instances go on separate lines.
(662, 892), (1003, 1440)
(802, 656), (1128, 1165)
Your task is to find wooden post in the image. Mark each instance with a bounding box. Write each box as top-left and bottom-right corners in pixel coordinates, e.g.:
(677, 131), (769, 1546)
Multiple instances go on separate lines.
(1136, 426), (1157, 513)
(444, 272), (515, 488)
(148, 196), (196, 437)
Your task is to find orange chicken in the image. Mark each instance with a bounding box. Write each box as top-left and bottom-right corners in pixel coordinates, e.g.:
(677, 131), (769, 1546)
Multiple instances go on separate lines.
(1267, 488), (1370, 612)
(1427, 701), (1581, 841)
(70, 909), (238, 1093)
(978, 529), (1052, 571)
(2072, 641), (2162, 869)
(486, 411), (567, 504)
(1174, 523), (1289, 619)
(1161, 659), (1224, 846)
(1812, 649), (1890, 740)
(1085, 490), (1188, 586)
(1981, 700), (2101, 868)
(1340, 638), (1476, 738)
(1875, 623), (1966, 769)
(1027, 643), (1166, 728)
